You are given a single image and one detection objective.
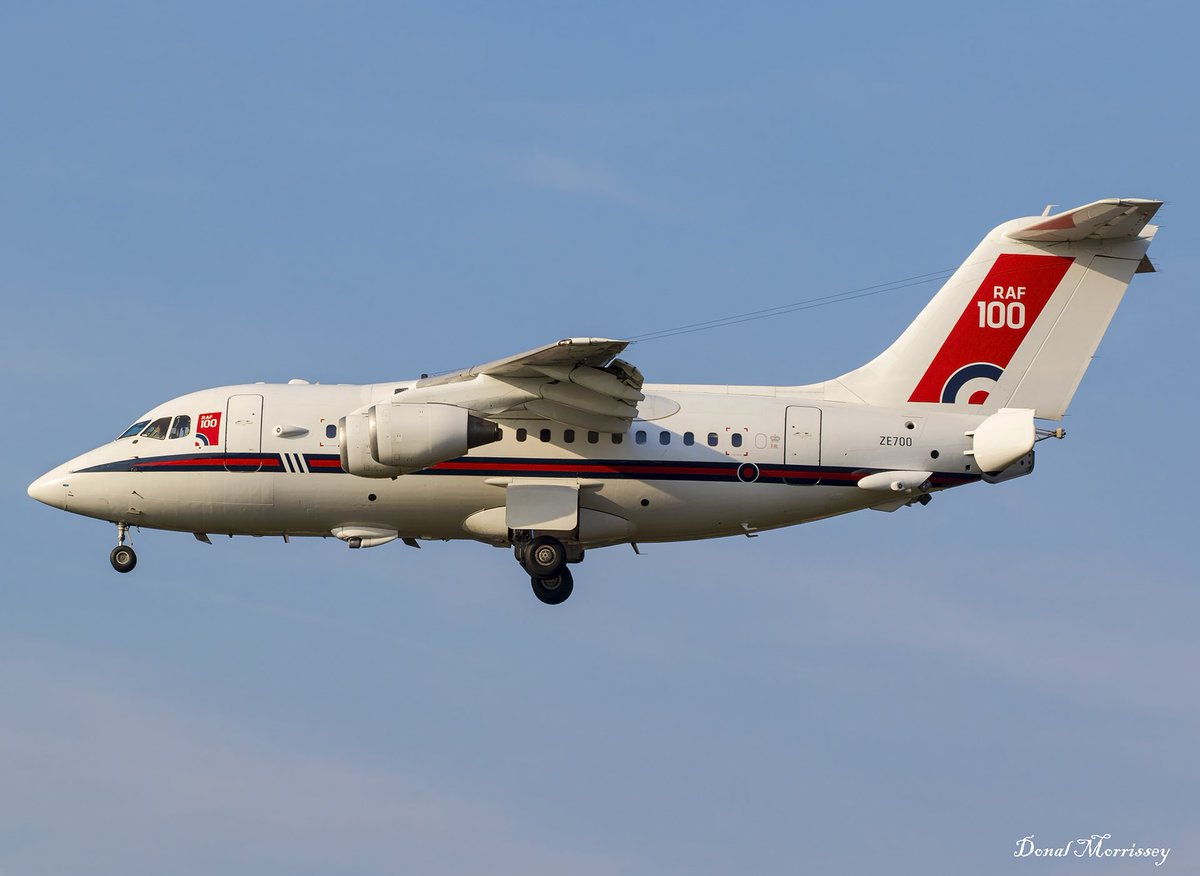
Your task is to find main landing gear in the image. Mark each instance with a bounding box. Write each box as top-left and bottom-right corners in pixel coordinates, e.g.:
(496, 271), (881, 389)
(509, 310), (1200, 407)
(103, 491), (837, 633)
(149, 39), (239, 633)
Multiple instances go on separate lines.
(110, 522), (137, 573)
(530, 568), (574, 605)
(514, 534), (578, 605)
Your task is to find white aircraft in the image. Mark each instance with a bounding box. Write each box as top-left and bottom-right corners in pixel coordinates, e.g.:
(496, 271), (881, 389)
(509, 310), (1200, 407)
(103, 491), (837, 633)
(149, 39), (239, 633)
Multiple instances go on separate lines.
(29, 198), (1160, 604)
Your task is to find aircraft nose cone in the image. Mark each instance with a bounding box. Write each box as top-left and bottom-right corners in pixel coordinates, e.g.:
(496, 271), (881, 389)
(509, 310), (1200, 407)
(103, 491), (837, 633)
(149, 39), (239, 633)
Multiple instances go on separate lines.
(28, 465), (70, 510)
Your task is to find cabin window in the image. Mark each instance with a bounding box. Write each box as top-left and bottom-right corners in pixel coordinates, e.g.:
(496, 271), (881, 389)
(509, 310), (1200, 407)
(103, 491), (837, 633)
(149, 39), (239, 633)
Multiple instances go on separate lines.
(141, 417), (172, 440)
(326, 424), (337, 439)
(683, 432), (695, 446)
(731, 433), (743, 448)
(169, 415), (191, 440)
(611, 433), (623, 445)
(539, 428), (552, 443)
(118, 420), (150, 440)
(659, 431), (671, 445)
(587, 431), (599, 444)
(516, 428), (527, 442)
(635, 430), (647, 445)
(564, 429), (575, 444)
(707, 432), (718, 447)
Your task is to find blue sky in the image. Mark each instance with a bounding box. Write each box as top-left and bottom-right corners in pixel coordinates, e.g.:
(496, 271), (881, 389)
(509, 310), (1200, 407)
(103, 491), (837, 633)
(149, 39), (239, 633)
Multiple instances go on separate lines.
(2, 2), (1197, 873)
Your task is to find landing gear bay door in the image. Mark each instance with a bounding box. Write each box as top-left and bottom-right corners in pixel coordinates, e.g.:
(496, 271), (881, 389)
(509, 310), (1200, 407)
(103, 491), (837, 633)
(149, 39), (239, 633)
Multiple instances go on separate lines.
(506, 480), (580, 534)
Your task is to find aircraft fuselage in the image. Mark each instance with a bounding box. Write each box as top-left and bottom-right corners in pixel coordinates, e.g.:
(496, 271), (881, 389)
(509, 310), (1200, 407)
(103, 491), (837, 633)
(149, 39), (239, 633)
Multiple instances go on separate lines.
(29, 381), (991, 546)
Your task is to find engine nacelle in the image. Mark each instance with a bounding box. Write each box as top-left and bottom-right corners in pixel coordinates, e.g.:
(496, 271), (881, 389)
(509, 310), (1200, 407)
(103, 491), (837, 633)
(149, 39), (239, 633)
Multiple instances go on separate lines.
(370, 403), (500, 470)
(339, 404), (501, 477)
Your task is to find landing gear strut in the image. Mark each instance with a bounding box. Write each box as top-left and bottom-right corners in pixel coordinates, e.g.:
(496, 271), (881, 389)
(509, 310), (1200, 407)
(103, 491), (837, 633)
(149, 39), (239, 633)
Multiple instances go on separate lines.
(110, 522), (137, 573)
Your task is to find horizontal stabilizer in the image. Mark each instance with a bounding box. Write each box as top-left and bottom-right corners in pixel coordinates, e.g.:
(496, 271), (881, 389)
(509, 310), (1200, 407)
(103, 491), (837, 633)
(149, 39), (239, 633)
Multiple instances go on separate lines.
(1008, 198), (1162, 242)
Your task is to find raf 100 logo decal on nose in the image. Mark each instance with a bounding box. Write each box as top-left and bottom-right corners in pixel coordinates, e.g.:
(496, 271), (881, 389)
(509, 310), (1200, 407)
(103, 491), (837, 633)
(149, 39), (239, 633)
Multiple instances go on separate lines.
(196, 412), (221, 447)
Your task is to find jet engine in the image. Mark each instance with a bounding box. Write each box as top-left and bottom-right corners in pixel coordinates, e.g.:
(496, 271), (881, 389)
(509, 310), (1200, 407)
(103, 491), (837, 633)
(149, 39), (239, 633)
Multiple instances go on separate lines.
(339, 403), (500, 478)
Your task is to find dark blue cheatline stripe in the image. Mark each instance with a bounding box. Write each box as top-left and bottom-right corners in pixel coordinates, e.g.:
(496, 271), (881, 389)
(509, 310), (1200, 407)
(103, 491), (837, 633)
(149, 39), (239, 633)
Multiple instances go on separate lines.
(77, 452), (982, 488)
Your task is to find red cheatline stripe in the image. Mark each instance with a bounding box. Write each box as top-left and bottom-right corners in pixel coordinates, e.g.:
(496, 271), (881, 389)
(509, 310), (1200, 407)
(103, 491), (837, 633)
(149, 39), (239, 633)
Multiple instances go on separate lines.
(306, 457), (342, 469)
(758, 467), (859, 481)
(124, 454), (973, 485)
(759, 467), (824, 478)
(136, 456), (281, 468)
(818, 472), (863, 482)
(430, 460), (735, 477)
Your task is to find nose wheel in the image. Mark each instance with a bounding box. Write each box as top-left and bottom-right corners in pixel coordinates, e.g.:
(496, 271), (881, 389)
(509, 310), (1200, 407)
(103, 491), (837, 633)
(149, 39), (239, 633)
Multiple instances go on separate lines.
(110, 523), (137, 573)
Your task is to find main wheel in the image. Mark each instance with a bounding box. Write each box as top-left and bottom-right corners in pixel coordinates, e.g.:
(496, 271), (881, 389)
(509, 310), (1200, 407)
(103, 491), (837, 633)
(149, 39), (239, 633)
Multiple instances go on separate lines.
(531, 567), (574, 605)
(522, 535), (567, 577)
(110, 545), (137, 573)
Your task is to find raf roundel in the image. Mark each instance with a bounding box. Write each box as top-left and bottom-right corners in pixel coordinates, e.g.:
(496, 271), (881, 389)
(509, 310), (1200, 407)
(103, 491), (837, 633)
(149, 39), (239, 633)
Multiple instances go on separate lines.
(941, 362), (1004, 405)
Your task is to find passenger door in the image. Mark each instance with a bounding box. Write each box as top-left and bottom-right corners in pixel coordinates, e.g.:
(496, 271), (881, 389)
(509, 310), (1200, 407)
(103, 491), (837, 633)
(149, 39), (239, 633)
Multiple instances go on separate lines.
(784, 406), (822, 484)
(225, 394), (264, 472)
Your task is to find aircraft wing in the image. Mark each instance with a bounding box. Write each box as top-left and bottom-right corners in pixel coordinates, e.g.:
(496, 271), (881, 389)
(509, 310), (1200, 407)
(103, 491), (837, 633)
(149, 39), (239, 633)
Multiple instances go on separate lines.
(399, 338), (645, 433)
(417, 337), (633, 385)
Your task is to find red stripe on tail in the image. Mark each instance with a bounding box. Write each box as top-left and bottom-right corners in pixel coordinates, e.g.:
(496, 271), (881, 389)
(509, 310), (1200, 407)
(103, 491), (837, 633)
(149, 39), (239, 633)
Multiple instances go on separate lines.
(908, 253), (1074, 403)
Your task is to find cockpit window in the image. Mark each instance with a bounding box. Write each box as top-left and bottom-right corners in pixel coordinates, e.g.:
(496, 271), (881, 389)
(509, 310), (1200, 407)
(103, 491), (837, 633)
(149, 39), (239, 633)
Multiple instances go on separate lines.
(118, 420), (150, 440)
(141, 417), (172, 440)
(169, 415), (191, 440)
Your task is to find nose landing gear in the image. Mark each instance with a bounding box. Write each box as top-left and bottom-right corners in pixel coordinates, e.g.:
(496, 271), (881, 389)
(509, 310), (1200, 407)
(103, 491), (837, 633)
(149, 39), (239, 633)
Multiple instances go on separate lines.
(110, 522), (137, 573)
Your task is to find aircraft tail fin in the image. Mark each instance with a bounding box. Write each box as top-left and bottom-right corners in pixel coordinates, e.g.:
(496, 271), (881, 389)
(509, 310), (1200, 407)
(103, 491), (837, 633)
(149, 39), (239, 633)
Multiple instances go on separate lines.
(833, 199), (1161, 420)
